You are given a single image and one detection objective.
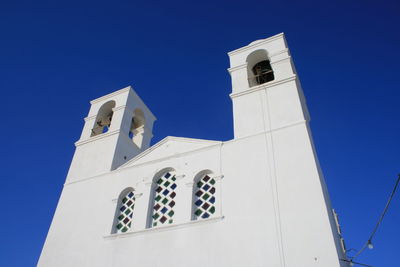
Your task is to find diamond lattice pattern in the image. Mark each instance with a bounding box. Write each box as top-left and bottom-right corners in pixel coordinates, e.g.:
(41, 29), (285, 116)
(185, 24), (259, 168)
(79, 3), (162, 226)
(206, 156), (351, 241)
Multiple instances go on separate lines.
(115, 191), (135, 233)
(152, 172), (177, 227)
(194, 175), (216, 219)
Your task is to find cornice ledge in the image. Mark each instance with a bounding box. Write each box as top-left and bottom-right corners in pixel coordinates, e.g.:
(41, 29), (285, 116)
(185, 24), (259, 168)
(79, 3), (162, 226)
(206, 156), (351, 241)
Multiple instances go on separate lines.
(84, 105), (133, 121)
(227, 63), (247, 73)
(84, 115), (97, 122)
(90, 86), (132, 104)
(228, 33), (285, 56)
(103, 215), (224, 240)
(269, 48), (289, 58)
(271, 56), (291, 65)
(75, 129), (120, 146)
(112, 104), (132, 113)
(230, 75), (297, 99)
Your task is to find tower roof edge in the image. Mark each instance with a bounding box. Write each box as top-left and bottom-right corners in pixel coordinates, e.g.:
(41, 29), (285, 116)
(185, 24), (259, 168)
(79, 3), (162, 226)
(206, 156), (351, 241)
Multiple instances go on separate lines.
(227, 32), (285, 57)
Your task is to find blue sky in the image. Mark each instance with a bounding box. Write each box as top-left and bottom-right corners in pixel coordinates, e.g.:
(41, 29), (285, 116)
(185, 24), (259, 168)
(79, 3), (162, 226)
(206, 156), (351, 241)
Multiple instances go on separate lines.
(0, 0), (399, 266)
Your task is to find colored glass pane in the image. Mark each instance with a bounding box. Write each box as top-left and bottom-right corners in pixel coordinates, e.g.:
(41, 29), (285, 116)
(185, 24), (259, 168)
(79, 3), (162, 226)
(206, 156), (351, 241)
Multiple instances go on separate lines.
(115, 190), (135, 233)
(151, 172), (177, 227)
(193, 174), (216, 220)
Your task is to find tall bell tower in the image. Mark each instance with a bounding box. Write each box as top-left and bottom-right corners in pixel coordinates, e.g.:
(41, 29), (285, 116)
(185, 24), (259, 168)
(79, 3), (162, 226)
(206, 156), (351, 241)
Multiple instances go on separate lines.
(66, 86), (156, 182)
(228, 33), (348, 266)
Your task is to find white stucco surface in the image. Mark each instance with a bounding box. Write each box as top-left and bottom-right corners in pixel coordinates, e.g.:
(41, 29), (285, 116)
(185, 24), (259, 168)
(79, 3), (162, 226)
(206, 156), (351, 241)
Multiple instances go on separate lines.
(38, 33), (348, 267)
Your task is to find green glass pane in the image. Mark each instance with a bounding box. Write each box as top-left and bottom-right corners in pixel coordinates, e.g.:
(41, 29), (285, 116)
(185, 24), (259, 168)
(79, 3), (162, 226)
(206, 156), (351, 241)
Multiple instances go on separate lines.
(118, 215), (124, 220)
(197, 181), (203, 188)
(121, 227), (128, 232)
(124, 209), (130, 215)
(172, 176), (176, 181)
(195, 209), (202, 216)
(167, 210), (174, 217)
(116, 223), (123, 229)
(202, 193), (210, 201)
(122, 197), (128, 203)
(164, 181), (170, 187)
(157, 178), (163, 184)
(210, 179), (216, 185)
(155, 195), (161, 202)
(152, 213), (160, 220)
(168, 219), (173, 224)
(162, 198), (168, 204)
(153, 222), (157, 227)
(209, 206), (215, 214)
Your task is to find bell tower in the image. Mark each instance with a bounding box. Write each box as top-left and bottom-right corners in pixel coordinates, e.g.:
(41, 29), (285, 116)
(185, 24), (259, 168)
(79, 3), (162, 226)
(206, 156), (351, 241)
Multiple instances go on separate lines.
(228, 33), (309, 139)
(228, 33), (347, 266)
(66, 86), (156, 182)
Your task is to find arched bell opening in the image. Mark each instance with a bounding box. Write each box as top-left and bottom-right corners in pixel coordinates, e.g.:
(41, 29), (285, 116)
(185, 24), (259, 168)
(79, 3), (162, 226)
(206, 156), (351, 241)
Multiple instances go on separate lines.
(129, 109), (145, 147)
(246, 49), (274, 87)
(251, 60), (274, 85)
(91, 100), (116, 137)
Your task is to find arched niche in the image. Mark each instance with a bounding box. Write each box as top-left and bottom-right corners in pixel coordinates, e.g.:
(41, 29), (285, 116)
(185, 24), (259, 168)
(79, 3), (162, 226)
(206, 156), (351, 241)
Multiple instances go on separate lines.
(246, 49), (274, 87)
(91, 100), (116, 137)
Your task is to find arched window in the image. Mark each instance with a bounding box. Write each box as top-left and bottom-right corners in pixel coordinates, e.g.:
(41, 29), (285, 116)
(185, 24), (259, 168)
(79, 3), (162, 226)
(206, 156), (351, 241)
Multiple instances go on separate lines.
(246, 49), (274, 87)
(193, 173), (216, 220)
(91, 100), (116, 137)
(150, 171), (177, 227)
(114, 189), (135, 233)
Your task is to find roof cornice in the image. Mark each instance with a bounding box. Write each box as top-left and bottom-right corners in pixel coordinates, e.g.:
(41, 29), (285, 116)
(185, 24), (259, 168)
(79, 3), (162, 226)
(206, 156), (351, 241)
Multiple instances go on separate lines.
(227, 32), (284, 56)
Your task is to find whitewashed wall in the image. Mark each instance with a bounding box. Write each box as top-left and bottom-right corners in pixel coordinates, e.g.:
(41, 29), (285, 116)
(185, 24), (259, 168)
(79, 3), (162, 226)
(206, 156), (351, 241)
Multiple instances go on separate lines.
(38, 33), (348, 267)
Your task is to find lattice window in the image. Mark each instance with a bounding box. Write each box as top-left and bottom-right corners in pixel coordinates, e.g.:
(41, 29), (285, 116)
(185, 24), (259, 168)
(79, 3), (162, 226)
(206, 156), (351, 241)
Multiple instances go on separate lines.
(193, 174), (216, 219)
(151, 172), (177, 227)
(115, 191), (135, 233)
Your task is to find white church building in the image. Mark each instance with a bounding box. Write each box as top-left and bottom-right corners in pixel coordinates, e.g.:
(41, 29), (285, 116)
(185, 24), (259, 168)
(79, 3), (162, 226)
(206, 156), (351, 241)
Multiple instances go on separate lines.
(38, 33), (349, 267)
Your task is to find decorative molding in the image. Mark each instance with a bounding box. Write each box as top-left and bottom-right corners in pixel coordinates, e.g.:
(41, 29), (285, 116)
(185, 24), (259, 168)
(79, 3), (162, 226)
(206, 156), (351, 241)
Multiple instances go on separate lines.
(90, 86), (131, 104)
(112, 105), (131, 113)
(227, 50), (289, 73)
(228, 33), (284, 56)
(65, 122), (306, 186)
(270, 56), (291, 66)
(74, 129), (121, 146)
(119, 136), (222, 169)
(120, 143), (222, 170)
(84, 115), (97, 122)
(269, 48), (289, 59)
(227, 63), (247, 74)
(103, 216), (224, 240)
(230, 75), (297, 99)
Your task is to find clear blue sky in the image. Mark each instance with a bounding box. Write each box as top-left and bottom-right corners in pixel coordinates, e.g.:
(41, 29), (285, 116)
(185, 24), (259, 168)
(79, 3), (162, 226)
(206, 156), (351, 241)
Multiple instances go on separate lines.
(0, 0), (399, 266)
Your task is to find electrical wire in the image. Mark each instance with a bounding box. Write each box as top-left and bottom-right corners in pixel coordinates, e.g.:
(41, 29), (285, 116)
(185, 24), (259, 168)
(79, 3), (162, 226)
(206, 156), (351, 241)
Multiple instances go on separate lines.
(350, 174), (400, 261)
(340, 259), (374, 267)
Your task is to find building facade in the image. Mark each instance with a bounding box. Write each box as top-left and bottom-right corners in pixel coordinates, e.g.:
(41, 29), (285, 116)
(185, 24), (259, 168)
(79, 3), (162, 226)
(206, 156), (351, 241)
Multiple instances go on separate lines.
(38, 33), (348, 267)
